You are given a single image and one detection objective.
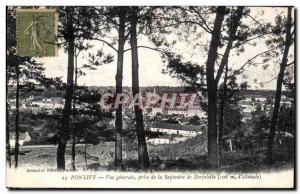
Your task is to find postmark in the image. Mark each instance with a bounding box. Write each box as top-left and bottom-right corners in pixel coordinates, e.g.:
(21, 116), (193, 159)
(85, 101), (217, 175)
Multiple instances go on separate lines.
(16, 9), (58, 57)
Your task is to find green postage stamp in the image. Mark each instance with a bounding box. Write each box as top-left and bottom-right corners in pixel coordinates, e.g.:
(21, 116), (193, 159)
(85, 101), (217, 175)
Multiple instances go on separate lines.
(16, 9), (58, 57)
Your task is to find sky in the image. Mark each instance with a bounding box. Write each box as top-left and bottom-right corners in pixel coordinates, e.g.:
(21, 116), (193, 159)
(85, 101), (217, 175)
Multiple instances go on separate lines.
(36, 7), (294, 90)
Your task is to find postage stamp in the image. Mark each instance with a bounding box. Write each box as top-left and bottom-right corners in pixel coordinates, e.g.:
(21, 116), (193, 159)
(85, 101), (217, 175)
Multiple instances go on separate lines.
(16, 9), (58, 57)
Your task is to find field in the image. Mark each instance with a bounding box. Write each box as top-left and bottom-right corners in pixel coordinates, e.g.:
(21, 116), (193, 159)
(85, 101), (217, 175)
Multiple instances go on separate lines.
(11, 132), (293, 172)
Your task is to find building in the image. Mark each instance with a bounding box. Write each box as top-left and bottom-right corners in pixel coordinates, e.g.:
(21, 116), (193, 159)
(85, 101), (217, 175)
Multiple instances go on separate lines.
(165, 107), (206, 117)
(9, 132), (31, 147)
(147, 138), (170, 145)
(145, 122), (205, 145)
(145, 106), (207, 119)
(147, 122), (204, 137)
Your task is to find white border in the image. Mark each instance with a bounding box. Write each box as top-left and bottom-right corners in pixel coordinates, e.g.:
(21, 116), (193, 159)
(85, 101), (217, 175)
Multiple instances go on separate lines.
(1, 1), (299, 193)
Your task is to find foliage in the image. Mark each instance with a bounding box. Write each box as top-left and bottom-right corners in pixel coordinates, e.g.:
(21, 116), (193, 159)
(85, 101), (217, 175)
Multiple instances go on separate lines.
(251, 104), (270, 146)
(277, 105), (295, 135)
(224, 105), (243, 136)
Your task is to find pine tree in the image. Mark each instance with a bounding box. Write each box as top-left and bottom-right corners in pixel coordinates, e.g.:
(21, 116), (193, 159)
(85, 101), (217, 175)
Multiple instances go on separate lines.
(267, 7), (294, 163)
(7, 7), (47, 168)
(57, 6), (104, 170)
(129, 7), (150, 170)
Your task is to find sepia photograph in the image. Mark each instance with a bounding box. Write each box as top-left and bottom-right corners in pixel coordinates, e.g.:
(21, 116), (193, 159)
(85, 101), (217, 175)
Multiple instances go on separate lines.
(5, 5), (295, 189)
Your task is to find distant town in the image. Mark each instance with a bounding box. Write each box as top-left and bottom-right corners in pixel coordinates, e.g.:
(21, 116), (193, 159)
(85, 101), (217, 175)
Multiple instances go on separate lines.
(7, 86), (293, 147)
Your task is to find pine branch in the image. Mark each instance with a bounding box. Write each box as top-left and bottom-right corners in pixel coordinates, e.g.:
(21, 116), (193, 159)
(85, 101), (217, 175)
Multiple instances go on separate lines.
(229, 46), (278, 78)
(92, 38), (118, 52)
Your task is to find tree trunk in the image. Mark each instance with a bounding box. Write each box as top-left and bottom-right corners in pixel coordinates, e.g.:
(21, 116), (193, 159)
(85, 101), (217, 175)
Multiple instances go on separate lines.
(71, 47), (78, 171)
(205, 6), (226, 169)
(57, 36), (75, 170)
(216, 7), (244, 157)
(215, 7), (244, 84)
(6, 64), (11, 167)
(267, 7), (292, 164)
(6, 101), (11, 167)
(229, 139), (233, 152)
(85, 144), (88, 169)
(130, 8), (150, 170)
(115, 11), (126, 170)
(14, 64), (20, 168)
(218, 62), (228, 156)
(71, 127), (76, 170)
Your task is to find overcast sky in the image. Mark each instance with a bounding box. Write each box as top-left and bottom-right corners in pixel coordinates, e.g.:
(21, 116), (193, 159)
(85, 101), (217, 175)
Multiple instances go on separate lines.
(36, 7), (294, 90)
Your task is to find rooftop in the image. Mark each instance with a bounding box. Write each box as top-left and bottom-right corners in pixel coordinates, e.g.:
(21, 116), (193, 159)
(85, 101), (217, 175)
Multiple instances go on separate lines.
(147, 122), (205, 131)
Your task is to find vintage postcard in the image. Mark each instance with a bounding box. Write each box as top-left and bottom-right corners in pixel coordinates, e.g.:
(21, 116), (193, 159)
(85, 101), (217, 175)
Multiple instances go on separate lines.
(6, 6), (295, 189)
